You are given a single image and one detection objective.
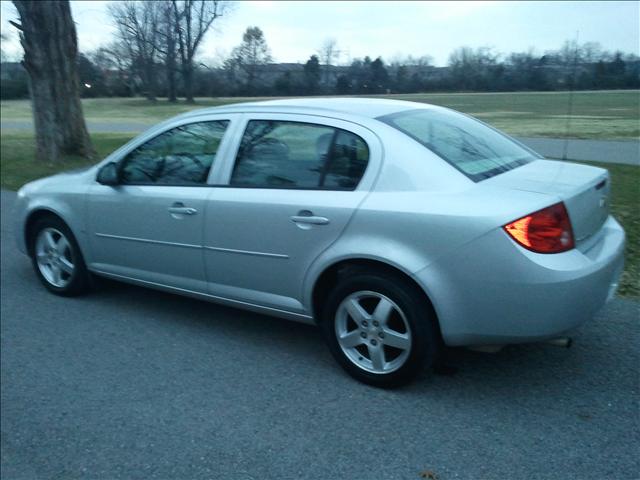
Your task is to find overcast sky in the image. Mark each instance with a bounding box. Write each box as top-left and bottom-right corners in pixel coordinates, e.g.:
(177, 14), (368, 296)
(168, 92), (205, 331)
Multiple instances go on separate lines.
(1, 1), (638, 66)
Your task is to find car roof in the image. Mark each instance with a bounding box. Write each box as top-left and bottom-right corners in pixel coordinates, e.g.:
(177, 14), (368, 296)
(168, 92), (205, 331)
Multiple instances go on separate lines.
(175, 97), (437, 121)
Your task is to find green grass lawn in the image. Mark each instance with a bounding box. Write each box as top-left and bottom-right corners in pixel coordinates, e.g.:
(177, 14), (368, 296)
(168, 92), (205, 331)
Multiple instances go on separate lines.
(1, 90), (639, 139)
(586, 161), (639, 297)
(1, 130), (638, 298)
(0, 133), (130, 191)
(373, 90), (640, 139)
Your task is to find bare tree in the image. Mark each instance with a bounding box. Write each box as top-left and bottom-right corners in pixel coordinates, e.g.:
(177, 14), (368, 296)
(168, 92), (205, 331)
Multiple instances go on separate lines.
(557, 39), (582, 66)
(581, 42), (603, 64)
(11, 1), (94, 162)
(229, 26), (272, 94)
(108, 1), (161, 101)
(158, 2), (179, 102)
(448, 46), (500, 90)
(147, 1), (180, 102)
(172, 0), (228, 103)
(90, 42), (137, 96)
(317, 38), (339, 87)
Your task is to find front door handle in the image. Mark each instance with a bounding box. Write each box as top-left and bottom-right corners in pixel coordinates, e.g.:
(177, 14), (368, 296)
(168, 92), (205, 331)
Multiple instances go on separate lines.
(169, 207), (197, 215)
(168, 202), (197, 216)
(290, 214), (330, 225)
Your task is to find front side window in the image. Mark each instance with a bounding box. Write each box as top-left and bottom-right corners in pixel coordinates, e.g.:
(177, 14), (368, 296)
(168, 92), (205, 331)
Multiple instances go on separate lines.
(120, 120), (229, 185)
(378, 109), (539, 181)
(230, 120), (369, 189)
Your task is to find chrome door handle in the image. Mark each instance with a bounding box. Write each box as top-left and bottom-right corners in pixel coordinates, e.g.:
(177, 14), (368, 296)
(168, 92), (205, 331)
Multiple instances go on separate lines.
(168, 206), (197, 215)
(290, 215), (330, 225)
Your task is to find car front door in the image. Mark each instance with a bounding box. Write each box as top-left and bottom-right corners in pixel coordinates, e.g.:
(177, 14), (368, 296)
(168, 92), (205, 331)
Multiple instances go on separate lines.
(203, 114), (381, 315)
(86, 116), (234, 292)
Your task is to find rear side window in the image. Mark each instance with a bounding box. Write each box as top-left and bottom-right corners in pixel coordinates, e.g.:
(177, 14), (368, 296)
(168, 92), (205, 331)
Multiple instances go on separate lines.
(230, 120), (369, 190)
(121, 120), (229, 185)
(378, 109), (539, 181)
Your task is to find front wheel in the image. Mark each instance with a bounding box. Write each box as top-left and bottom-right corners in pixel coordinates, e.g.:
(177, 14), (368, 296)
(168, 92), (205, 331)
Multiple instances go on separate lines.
(30, 217), (91, 296)
(320, 270), (440, 388)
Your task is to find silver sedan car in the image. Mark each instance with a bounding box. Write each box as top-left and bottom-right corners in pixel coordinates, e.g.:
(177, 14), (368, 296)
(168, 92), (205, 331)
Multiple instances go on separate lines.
(13, 98), (625, 387)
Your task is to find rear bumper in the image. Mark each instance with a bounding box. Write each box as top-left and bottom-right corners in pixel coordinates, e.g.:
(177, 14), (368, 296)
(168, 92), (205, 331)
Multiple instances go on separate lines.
(415, 215), (625, 346)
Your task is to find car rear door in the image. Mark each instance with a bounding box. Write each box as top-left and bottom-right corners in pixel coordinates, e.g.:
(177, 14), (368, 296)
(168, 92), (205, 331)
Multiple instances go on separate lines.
(203, 113), (382, 315)
(86, 115), (236, 293)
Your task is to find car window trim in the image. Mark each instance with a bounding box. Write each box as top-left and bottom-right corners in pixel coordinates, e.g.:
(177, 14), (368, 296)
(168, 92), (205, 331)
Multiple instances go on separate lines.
(102, 183), (362, 191)
(318, 129), (341, 188)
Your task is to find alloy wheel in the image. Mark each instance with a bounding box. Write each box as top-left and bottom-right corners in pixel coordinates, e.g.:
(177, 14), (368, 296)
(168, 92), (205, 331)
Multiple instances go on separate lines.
(335, 290), (412, 374)
(35, 227), (75, 288)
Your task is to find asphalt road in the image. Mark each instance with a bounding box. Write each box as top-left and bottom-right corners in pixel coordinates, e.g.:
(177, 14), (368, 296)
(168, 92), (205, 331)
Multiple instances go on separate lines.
(2, 120), (639, 166)
(517, 137), (640, 166)
(1, 189), (639, 480)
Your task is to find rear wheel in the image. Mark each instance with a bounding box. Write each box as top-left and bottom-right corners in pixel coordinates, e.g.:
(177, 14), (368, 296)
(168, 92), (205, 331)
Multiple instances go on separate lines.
(30, 217), (90, 296)
(320, 270), (440, 388)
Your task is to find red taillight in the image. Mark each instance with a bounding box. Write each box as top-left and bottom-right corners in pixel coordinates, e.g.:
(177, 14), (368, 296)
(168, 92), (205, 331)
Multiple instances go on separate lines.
(503, 202), (575, 253)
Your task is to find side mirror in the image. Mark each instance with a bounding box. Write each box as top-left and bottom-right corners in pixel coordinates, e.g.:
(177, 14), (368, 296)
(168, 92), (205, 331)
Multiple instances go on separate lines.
(97, 162), (120, 186)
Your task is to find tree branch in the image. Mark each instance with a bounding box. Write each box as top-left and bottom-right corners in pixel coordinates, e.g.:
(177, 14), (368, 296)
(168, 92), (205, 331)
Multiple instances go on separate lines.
(9, 20), (23, 31)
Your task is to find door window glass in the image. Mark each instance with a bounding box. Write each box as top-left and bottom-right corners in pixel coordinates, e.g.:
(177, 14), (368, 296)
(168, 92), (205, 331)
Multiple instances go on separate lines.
(230, 120), (369, 189)
(121, 121), (229, 185)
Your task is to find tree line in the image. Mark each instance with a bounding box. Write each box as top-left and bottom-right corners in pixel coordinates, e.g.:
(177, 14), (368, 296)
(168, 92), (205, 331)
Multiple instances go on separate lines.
(3, 0), (639, 101)
(5, 0), (638, 164)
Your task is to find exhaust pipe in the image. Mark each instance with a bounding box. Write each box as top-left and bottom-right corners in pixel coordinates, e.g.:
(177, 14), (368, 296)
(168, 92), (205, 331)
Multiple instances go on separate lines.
(546, 337), (572, 348)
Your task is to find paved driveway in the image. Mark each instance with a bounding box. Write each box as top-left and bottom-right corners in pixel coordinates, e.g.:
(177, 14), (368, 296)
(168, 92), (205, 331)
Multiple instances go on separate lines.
(517, 137), (639, 166)
(1, 190), (638, 479)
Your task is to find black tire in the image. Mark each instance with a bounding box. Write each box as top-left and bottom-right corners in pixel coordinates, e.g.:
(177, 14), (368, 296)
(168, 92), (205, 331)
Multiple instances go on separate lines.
(320, 269), (440, 388)
(29, 216), (91, 296)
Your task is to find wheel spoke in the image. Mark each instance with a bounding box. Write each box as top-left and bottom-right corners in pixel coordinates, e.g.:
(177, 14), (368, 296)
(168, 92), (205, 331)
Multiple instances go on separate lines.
(381, 328), (411, 350)
(339, 330), (364, 348)
(373, 297), (394, 325)
(368, 345), (385, 371)
(44, 230), (56, 250)
(56, 235), (70, 255)
(36, 252), (48, 262)
(345, 298), (369, 323)
(58, 257), (74, 274)
(51, 264), (62, 285)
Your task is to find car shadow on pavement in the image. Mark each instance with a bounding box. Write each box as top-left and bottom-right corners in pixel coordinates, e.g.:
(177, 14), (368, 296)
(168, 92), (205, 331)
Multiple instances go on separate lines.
(89, 276), (601, 397)
(90, 277), (331, 359)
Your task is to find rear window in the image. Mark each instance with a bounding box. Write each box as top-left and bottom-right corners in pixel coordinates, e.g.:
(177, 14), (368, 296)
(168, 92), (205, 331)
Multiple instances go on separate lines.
(378, 109), (539, 181)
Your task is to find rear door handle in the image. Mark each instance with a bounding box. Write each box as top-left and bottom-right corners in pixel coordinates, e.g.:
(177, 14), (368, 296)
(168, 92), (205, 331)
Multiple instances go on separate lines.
(290, 215), (330, 225)
(168, 203), (197, 215)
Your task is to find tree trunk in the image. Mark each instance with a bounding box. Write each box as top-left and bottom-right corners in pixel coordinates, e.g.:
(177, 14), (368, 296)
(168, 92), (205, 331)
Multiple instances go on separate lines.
(166, 47), (177, 103)
(167, 62), (177, 103)
(184, 63), (195, 103)
(145, 60), (157, 102)
(13, 0), (94, 162)
(166, 13), (177, 103)
(247, 66), (255, 95)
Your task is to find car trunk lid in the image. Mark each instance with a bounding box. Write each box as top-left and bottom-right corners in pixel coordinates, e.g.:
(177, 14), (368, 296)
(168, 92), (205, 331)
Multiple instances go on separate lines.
(484, 159), (610, 243)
